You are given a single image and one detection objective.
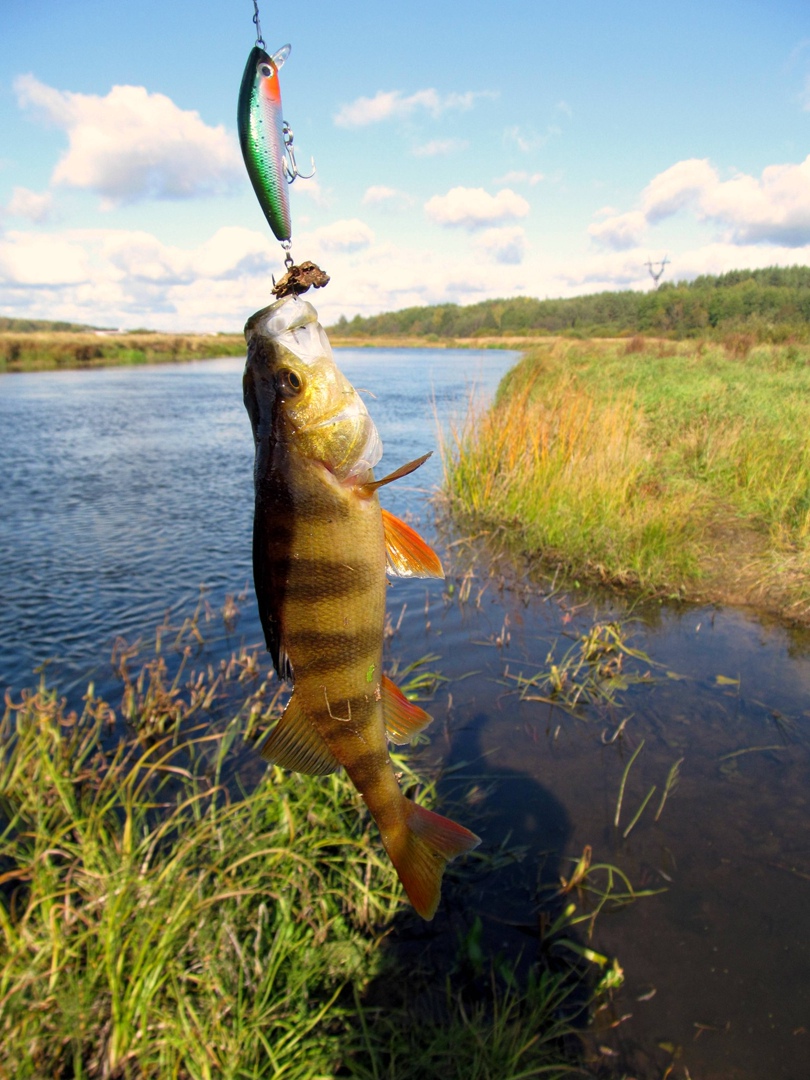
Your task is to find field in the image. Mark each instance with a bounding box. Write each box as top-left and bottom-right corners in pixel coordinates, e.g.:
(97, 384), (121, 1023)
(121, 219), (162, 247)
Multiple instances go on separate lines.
(0, 331), (246, 372)
(443, 336), (810, 622)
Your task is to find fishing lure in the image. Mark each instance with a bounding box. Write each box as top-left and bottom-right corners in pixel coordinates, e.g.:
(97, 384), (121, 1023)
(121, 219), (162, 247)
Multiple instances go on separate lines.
(238, 3), (314, 247)
(238, 44), (293, 243)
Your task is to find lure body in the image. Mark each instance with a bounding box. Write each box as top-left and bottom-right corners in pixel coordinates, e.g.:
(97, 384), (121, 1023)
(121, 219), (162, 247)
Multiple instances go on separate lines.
(238, 45), (292, 242)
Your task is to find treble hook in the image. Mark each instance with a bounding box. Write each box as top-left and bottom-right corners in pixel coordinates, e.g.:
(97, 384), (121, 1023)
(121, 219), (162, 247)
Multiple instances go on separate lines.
(282, 122), (316, 183)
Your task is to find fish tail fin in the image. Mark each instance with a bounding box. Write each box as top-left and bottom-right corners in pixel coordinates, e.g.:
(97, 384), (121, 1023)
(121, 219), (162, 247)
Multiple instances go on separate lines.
(387, 800), (480, 920)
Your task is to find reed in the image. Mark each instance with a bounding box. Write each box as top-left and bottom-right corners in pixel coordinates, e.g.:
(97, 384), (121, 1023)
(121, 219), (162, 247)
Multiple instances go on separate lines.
(0, 641), (617, 1078)
(443, 338), (810, 617)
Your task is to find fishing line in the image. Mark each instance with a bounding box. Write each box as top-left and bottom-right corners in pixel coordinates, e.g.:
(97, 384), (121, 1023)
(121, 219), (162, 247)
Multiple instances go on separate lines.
(251, 0), (265, 48)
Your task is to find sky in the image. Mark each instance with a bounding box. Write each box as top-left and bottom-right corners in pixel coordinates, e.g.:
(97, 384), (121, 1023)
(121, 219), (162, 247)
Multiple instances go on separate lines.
(1, 0), (809, 331)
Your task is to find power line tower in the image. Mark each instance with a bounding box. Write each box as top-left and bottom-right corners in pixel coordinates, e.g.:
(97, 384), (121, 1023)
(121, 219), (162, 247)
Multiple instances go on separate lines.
(645, 255), (670, 289)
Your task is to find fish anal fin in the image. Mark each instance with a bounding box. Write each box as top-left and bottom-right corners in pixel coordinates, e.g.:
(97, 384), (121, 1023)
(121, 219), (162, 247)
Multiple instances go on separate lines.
(387, 801), (481, 920)
(382, 674), (433, 744)
(357, 452), (432, 495)
(382, 509), (444, 579)
(258, 693), (339, 775)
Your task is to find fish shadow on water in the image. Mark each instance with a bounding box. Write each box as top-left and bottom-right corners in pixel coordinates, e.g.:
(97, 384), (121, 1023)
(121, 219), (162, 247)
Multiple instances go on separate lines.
(348, 708), (601, 1070)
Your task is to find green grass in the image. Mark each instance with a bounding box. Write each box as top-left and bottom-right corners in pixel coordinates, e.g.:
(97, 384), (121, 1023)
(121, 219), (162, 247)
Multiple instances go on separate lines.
(442, 337), (810, 618)
(0, 635), (621, 1079)
(0, 331), (245, 372)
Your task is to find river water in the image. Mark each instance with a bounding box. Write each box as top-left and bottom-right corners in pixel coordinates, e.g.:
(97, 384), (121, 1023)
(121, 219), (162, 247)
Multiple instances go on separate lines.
(1, 348), (809, 1079)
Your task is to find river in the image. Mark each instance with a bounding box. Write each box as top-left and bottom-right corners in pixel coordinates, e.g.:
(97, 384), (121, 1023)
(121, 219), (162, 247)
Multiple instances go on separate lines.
(1, 347), (808, 1079)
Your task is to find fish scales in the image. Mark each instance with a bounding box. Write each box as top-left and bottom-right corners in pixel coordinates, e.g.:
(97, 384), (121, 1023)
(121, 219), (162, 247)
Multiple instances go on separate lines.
(244, 296), (480, 919)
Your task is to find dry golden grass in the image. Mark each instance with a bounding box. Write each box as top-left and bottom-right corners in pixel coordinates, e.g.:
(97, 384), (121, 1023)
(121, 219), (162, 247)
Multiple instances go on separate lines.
(443, 337), (810, 619)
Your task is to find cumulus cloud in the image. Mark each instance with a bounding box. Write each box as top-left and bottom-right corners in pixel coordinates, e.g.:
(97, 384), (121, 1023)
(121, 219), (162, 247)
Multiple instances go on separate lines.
(425, 187), (530, 230)
(334, 88), (495, 127)
(412, 138), (468, 158)
(473, 227), (528, 265)
(362, 186), (414, 209)
(309, 218), (374, 253)
(6, 187), (54, 222)
(0, 230), (91, 286)
(14, 74), (242, 206)
(590, 155), (810, 250)
(588, 210), (647, 251)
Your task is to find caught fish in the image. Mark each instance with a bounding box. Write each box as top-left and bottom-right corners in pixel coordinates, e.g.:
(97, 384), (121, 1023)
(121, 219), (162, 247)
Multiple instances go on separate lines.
(243, 296), (480, 919)
(237, 44), (314, 243)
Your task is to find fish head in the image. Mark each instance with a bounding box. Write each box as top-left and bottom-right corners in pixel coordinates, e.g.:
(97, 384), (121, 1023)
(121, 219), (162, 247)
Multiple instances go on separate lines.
(244, 296), (383, 482)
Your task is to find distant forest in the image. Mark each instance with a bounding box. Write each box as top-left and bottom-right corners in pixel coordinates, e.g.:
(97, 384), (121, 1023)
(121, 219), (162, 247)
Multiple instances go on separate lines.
(0, 317), (102, 332)
(328, 266), (810, 341)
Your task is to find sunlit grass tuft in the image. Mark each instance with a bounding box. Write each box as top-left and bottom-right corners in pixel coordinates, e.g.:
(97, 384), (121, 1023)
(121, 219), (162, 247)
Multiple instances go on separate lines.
(442, 338), (810, 615)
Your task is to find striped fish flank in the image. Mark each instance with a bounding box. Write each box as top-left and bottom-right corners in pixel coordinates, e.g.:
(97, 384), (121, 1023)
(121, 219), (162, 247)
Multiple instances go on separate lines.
(243, 295), (480, 919)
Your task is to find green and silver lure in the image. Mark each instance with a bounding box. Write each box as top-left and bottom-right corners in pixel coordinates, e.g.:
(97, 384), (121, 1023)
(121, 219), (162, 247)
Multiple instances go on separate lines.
(238, 1), (313, 248)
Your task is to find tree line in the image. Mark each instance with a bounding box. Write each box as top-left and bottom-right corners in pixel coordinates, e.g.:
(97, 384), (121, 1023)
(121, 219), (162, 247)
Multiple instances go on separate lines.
(328, 265), (810, 341)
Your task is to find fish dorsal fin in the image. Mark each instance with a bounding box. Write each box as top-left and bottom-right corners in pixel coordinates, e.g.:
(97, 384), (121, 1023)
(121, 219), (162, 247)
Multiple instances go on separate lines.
(258, 693), (339, 775)
(382, 509), (444, 578)
(382, 674), (434, 744)
(357, 452), (432, 495)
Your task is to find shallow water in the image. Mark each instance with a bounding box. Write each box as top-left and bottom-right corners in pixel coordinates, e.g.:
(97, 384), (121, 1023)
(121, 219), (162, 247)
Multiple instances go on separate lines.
(2, 348), (809, 1079)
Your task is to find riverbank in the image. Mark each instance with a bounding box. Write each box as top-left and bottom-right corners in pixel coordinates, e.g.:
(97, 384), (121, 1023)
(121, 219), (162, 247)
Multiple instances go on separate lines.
(443, 336), (810, 624)
(0, 639), (622, 1079)
(0, 330), (246, 372)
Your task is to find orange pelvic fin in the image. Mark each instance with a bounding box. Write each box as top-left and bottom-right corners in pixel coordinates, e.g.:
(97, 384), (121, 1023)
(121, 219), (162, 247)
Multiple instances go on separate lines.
(357, 452), (432, 495)
(382, 674), (434, 744)
(258, 693), (339, 775)
(389, 801), (480, 920)
(382, 508), (444, 578)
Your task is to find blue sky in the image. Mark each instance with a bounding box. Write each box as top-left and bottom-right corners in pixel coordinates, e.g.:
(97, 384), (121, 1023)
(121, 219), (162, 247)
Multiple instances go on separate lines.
(1, 0), (809, 330)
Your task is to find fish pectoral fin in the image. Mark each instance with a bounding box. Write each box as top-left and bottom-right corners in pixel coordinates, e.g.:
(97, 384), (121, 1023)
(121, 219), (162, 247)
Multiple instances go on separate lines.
(258, 694), (339, 775)
(382, 675), (434, 744)
(356, 452), (432, 495)
(381, 509), (444, 578)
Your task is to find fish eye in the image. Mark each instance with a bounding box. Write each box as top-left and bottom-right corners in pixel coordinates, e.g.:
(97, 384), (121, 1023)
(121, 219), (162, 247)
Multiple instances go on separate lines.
(278, 368), (302, 396)
(259, 64), (274, 78)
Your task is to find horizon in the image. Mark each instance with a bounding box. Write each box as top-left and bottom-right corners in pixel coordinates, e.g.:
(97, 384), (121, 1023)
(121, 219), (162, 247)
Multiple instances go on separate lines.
(2, 0), (810, 331)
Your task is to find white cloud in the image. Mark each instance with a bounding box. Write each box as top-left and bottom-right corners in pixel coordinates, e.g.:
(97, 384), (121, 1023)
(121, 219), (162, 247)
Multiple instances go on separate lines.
(308, 218), (375, 253)
(6, 187), (54, 222)
(292, 174), (330, 208)
(425, 187), (530, 230)
(641, 158), (717, 222)
(590, 155), (810, 250)
(14, 74), (242, 206)
(0, 230), (91, 286)
(588, 210), (647, 251)
(493, 170), (545, 187)
(334, 88), (495, 128)
(503, 124), (560, 153)
(412, 138), (468, 158)
(473, 227), (528, 265)
(362, 186), (414, 209)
